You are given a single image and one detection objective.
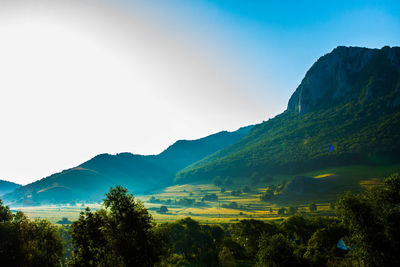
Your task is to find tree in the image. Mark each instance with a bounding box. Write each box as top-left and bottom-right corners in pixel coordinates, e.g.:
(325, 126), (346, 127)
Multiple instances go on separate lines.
(162, 217), (220, 264)
(218, 247), (236, 267)
(304, 222), (347, 265)
(277, 207), (287, 215)
(202, 193), (218, 201)
(70, 186), (164, 267)
(336, 173), (400, 266)
(309, 203), (317, 212)
(260, 190), (274, 201)
(0, 199), (63, 267)
(213, 176), (223, 187)
(159, 205), (168, 214)
(242, 185), (251, 193)
(229, 219), (278, 256)
(224, 177), (234, 186)
(288, 206), (298, 215)
(231, 190), (241, 196)
(256, 233), (298, 267)
(57, 217), (72, 225)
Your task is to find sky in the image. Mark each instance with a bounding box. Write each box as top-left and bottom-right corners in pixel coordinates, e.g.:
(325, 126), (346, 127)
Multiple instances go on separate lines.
(0, 0), (399, 185)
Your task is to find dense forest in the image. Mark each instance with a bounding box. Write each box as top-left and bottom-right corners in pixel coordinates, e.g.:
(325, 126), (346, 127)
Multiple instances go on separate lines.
(1, 173), (399, 266)
(176, 46), (400, 184)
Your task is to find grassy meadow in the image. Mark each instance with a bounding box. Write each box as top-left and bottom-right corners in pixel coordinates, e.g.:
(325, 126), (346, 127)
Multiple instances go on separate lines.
(12, 164), (399, 224)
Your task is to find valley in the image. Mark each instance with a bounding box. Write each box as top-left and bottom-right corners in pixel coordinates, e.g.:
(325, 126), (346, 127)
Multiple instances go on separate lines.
(15, 164), (398, 224)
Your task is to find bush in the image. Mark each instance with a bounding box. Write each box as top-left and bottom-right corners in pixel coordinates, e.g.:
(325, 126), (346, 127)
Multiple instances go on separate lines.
(159, 206), (168, 214)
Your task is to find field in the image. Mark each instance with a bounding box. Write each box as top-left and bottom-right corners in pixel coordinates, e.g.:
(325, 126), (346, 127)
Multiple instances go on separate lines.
(11, 164), (399, 224)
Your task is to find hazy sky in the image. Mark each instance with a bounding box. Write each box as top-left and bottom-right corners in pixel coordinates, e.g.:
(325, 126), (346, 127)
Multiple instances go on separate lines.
(1, 0), (399, 185)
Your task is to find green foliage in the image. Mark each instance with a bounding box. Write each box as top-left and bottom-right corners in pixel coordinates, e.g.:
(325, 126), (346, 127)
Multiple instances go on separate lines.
(159, 217), (224, 265)
(222, 202), (239, 209)
(5, 126), (253, 205)
(57, 217), (72, 224)
(260, 189), (274, 201)
(256, 233), (298, 267)
(0, 199), (63, 267)
(231, 190), (241, 196)
(287, 206), (298, 215)
(69, 185), (163, 267)
(202, 193), (218, 202)
(218, 247), (236, 267)
(159, 205), (168, 213)
(242, 185), (251, 193)
(309, 203), (317, 212)
(176, 52), (400, 184)
(304, 223), (347, 266)
(277, 207), (287, 215)
(229, 219), (278, 256)
(336, 173), (400, 266)
(213, 176), (224, 187)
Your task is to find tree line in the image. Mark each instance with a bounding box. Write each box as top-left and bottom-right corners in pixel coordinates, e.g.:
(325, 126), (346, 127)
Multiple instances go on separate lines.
(1, 173), (400, 266)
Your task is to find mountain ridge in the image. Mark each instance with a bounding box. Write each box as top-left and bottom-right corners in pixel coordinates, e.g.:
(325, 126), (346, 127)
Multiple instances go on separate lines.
(0, 180), (21, 196)
(175, 46), (400, 184)
(3, 126), (253, 205)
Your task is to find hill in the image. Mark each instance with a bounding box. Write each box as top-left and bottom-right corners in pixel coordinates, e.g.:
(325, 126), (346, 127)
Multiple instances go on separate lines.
(3, 126), (252, 205)
(175, 46), (400, 184)
(0, 180), (21, 196)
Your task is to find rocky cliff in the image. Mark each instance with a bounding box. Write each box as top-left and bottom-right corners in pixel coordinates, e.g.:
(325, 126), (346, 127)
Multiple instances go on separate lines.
(287, 46), (400, 114)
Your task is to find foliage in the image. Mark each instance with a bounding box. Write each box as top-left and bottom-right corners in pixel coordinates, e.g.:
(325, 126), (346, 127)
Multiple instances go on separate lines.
(309, 203), (317, 212)
(5, 126), (253, 205)
(229, 219), (278, 256)
(242, 185), (251, 193)
(256, 233), (298, 267)
(231, 190), (241, 196)
(158, 217), (224, 266)
(222, 202), (239, 209)
(277, 207), (287, 215)
(202, 193), (218, 202)
(159, 205), (168, 213)
(213, 176), (224, 187)
(288, 206), (298, 215)
(0, 199), (63, 267)
(176, 51), (400, 184)
(218, 247), (236, 267)
(69, 185), (164, 267)
(336, 173), (400, 266)
(260, 189), (274, 201)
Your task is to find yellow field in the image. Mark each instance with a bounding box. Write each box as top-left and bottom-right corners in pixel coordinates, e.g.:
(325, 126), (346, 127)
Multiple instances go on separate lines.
(359, 178), (383, 189)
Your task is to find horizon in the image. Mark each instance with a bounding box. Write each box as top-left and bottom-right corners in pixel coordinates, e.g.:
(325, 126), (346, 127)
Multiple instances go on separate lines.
(1, 0), (400, 185)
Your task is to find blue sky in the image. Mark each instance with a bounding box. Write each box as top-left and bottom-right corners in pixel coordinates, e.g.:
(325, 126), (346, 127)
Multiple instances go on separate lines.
(0, 0), (399, 184)
(137, 0), (400, 107)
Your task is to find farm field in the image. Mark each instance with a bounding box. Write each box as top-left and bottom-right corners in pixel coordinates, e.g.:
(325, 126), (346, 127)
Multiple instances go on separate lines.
(11, 164), (399, 224)
(13, 201), (334, 224)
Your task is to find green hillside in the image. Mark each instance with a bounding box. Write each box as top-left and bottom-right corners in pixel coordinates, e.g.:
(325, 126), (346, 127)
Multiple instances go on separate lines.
(4, 126), (252, 205)
(0, 180), (21, 196)
(175, 46), (400, 184)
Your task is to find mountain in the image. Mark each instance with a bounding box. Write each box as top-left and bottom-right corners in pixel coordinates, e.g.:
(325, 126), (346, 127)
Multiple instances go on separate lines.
(3, 126), (253, 205)
(175, 46), (400, 184)
(0, 180), (21, 196)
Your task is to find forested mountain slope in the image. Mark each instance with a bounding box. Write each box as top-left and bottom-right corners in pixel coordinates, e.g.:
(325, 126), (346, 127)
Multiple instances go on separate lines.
(176, 46), (400, 183)
(0, 180), (21, 196)
(4, 126), (252, 205)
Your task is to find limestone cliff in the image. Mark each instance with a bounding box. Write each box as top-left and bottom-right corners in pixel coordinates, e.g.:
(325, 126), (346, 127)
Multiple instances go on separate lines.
(287, 46), (400, 114)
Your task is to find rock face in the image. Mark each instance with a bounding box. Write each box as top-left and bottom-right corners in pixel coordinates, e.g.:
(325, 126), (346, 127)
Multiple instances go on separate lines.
(287, 46), (400, 114)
